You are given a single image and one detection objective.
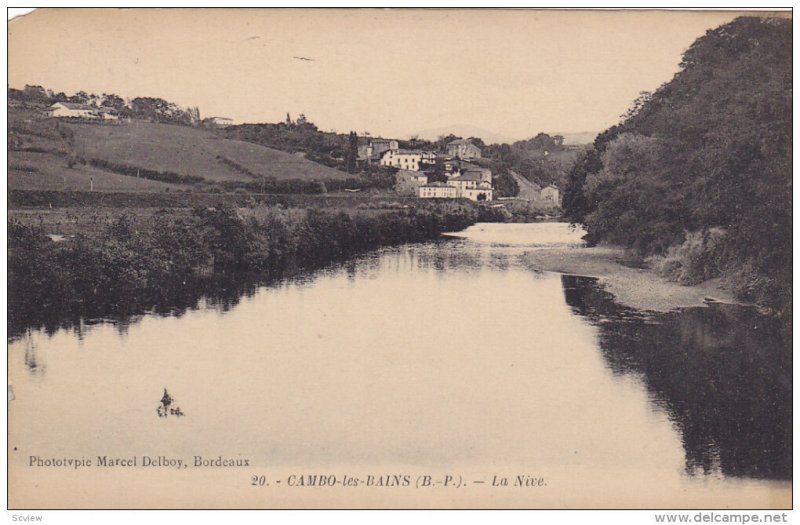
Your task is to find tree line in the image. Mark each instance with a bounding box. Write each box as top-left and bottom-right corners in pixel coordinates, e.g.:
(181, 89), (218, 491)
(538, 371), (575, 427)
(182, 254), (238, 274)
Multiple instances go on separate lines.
(561, 16), (791, 319)
(8, 203), (503, 336)
(9, 85), (202, 126)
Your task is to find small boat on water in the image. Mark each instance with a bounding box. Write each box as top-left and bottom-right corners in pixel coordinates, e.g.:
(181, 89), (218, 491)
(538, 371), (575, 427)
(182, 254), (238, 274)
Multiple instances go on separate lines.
(161, 388), (173, 408)
(157, 388), (184, 418)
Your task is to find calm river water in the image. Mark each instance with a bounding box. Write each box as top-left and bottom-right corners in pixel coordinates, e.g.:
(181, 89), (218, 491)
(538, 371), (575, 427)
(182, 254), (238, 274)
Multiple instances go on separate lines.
(8, 223), (791, 508)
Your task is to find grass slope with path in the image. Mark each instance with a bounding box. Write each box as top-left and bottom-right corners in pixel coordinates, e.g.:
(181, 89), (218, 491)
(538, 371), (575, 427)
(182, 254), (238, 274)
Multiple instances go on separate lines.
(9, 107), (349, 193)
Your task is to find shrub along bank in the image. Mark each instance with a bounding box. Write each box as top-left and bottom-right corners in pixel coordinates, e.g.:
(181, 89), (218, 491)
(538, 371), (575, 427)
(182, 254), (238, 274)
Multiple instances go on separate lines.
(9, 203), (498, 335)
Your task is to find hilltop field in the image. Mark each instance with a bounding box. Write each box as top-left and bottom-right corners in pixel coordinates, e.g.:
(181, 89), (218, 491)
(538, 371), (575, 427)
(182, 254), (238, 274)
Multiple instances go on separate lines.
(9, 106), (350, 194)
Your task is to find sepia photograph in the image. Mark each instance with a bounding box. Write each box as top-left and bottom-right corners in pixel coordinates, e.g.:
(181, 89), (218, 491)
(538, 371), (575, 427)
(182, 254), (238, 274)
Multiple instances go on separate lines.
(6, 7), (793, 515)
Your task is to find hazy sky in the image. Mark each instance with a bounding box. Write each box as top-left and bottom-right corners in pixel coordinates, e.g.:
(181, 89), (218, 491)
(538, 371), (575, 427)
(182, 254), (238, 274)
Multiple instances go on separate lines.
(9, 9), (749, 140)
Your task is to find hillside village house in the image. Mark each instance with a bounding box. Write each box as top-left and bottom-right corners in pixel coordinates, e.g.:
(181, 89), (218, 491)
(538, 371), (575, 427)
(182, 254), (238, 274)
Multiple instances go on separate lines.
(443, 160), (491, 179)
(419, 151), (437, 164)
(461, 181), (494, 201)
(446, 172), (494, 201)
(395, 169), (428, 195)
(358, 138), (399, 164)
(458, 165), (492, 184)
(417, 182), (457, 199)
(47, 102), (94, 118)
(446, 139), (482, 159)
(381, 149), (425, 171)
(381, 149), (420, 170)
(442, 159), (461, 173)
(47, 102), (118, 121)
(369, 138), (399, 157)
(446, 173), (480, 194)
(541, 185), (561, 205)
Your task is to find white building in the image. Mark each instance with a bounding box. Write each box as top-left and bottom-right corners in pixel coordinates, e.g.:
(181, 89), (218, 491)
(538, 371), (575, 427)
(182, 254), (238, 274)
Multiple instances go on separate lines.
(419, 151), (437, 164)
(47, 102), (120, 121)
(47, 102), (101, 119)
(462, 182), (494, 202)
(381, 149), (423, 171)
(444, 165), (495, 201)
(541, 185), (561, 205)
(207, 117), (234, 127)
(418, 182), (457, 199)
(446, 174), (479, 194)
(459, 166), (492, 184)
(447, 173), (494, 201)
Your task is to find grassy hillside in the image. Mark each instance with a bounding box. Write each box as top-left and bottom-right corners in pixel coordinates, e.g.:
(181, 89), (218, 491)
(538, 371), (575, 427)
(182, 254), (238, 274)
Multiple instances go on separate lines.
(70, 120), (350, 182)
(8, 107), (349, 193)
(9, 150), (183, 192)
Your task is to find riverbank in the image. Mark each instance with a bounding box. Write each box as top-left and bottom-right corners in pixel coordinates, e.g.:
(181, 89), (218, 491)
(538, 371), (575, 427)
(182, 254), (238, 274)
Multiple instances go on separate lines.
(9, 202), (504, 336)
(521, 244), (740, 312)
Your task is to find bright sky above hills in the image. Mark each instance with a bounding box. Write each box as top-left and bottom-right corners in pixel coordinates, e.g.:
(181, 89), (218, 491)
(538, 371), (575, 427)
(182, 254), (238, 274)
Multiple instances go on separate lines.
(9, 9), (754, 140)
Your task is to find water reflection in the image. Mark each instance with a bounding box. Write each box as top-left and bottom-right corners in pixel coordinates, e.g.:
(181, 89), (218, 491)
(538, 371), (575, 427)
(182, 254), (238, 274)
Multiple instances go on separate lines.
(413, 239), (482, 272)
(8, 222), (791, 506)
(561, 275), (792, 480)
(8, 265), (336, 342)
(23, 330), (44, 375)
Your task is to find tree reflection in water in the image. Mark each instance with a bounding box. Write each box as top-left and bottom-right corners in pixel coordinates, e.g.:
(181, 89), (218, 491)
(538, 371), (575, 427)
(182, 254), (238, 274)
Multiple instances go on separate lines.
(561, 275), (791, 480)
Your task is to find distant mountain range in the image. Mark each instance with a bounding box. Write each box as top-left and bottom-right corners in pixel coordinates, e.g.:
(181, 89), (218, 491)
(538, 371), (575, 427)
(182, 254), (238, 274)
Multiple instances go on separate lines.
(409, 124), (516, 146)
(408, 124), (597, 146)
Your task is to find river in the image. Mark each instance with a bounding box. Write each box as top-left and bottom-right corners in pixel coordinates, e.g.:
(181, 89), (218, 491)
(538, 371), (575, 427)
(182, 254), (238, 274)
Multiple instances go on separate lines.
(8, 222), (791, 508)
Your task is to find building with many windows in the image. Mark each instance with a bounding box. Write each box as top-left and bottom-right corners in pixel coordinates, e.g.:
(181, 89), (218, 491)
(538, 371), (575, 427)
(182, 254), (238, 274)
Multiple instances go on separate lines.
(462, 182), (494, 201)
(417, 182), (457, 199)
(447, 173), (494, 201)
(381, 149), (423, 171)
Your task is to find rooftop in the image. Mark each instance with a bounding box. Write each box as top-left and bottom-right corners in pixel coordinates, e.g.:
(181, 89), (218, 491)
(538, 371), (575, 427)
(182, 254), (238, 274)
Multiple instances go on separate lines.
(449, 172), (484, 182)
(447, 139), (481, 148)
(50, 102), (95, 111)
(397, 169), (426, 176)
(50, 102), (119, 114)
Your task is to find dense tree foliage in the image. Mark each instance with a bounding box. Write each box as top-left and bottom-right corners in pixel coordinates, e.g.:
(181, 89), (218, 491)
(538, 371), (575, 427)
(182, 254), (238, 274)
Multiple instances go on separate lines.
(8, 86), (199, 124)
(9, 203), (499, 335)
(222, 118), (343, 166)
(130, 97), (195, 125)
(563, 16), (791, 315)
(346, 131), (359, 173)
(482, 133), (583, 191)
(562, 147), (602, 223)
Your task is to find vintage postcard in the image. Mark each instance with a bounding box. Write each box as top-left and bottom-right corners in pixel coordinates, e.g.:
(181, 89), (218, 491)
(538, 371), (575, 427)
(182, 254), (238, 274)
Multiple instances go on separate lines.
(7, 8), (792, 511)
